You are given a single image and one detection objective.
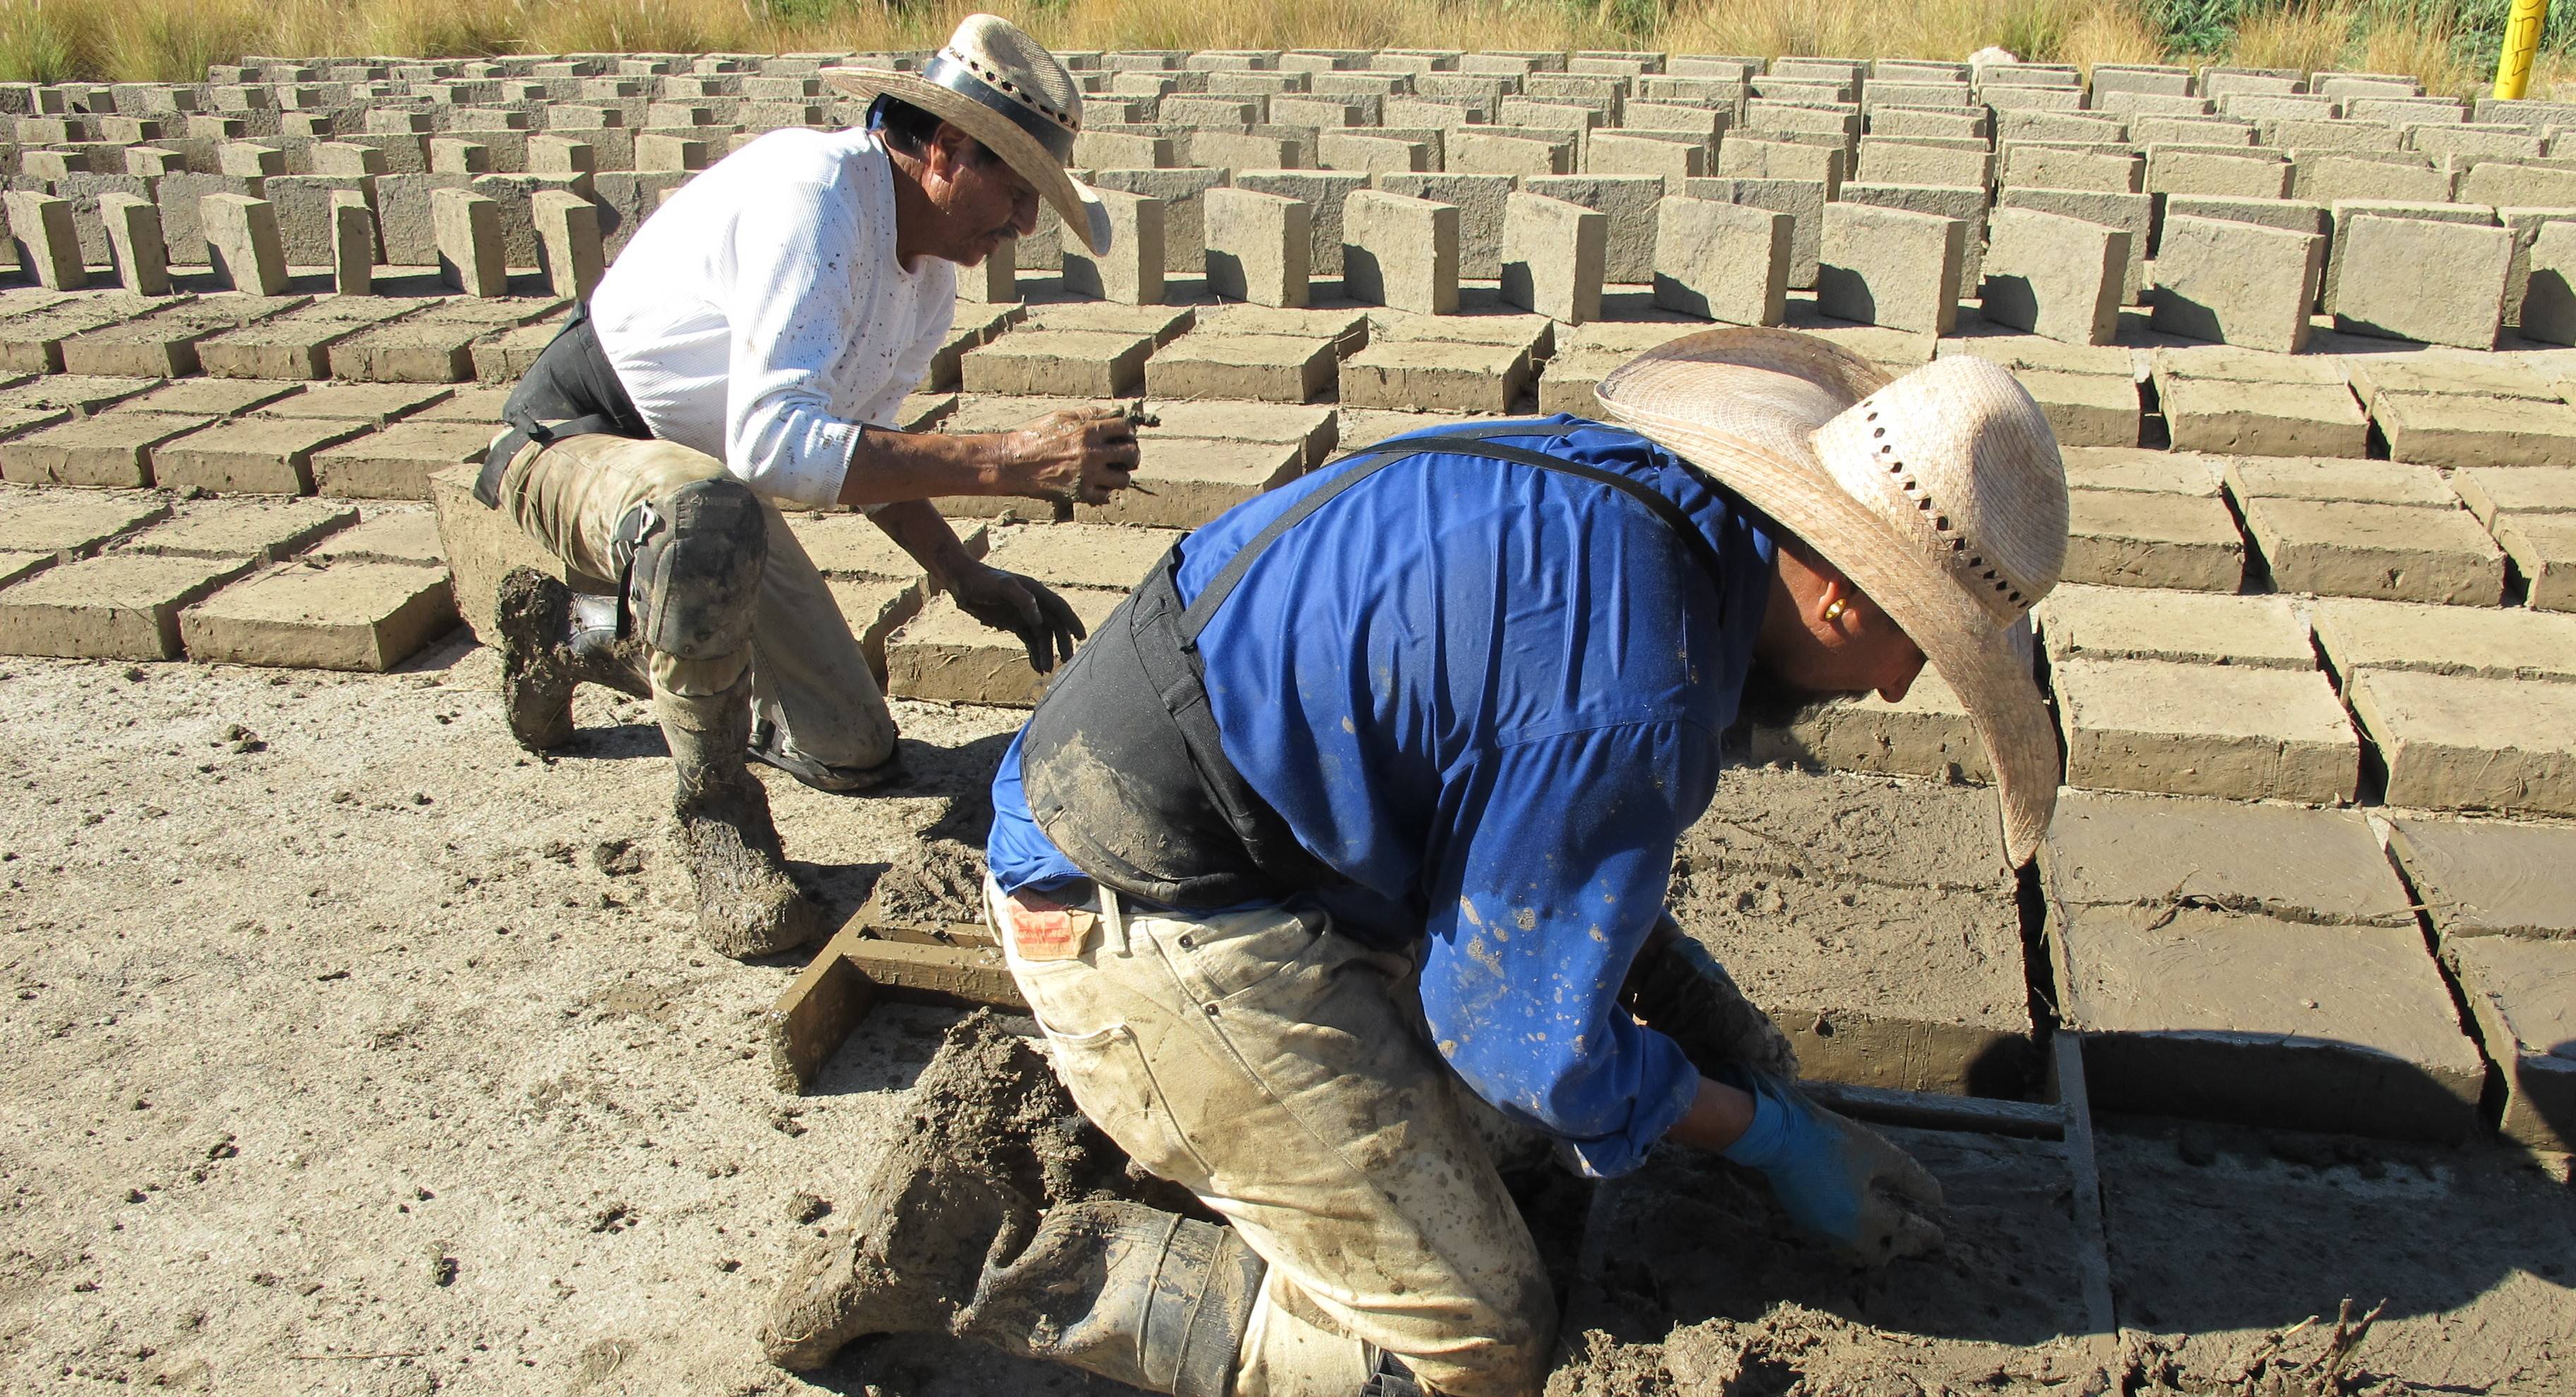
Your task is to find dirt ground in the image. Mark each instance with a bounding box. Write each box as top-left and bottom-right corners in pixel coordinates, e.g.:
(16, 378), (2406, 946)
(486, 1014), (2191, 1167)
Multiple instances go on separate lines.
(2, 640), (2572, 1395)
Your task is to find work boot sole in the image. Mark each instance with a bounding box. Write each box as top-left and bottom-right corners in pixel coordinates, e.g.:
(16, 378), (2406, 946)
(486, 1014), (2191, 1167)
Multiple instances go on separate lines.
(495, 568), (576, 751)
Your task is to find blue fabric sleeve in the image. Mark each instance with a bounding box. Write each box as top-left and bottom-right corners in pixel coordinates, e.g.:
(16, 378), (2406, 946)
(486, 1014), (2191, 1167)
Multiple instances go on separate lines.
(1419, 719), (1719, 1179)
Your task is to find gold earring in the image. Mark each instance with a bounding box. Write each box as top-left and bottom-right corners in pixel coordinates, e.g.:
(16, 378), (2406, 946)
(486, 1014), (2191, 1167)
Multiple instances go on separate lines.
(1823, 599), (1848, 623)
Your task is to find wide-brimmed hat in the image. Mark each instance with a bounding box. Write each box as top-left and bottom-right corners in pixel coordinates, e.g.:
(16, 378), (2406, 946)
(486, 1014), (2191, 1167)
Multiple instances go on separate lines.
(823, 13), (1112, 256)
(1594, 328), (2070, 865)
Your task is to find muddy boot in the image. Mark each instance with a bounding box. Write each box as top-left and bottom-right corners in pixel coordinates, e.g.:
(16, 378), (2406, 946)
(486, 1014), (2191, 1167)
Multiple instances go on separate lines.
(761, 1139), (1036, 1371)
(657, 682), (825, 958)
(494, 568), (652, 750)
(955, 1199), (1265, 1397)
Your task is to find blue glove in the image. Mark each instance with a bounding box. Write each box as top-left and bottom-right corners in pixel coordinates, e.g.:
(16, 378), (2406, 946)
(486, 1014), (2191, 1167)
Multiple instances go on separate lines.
(1719, 1066), (1945, 1264)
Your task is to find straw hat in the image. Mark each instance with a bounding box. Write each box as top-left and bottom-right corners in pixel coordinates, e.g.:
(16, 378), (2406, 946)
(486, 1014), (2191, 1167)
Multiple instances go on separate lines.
(823, 14), (1113, 256)
(1594, 328), (2070, 865)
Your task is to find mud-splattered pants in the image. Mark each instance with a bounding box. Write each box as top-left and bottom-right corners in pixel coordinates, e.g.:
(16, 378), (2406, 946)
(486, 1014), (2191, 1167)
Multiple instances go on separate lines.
(493, 432), (898, 770)
(987, 875), (1558, 1397)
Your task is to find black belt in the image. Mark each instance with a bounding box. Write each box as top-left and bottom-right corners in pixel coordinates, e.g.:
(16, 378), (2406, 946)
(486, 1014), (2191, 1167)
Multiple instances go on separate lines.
(475, 299), (652, 508)
(1018, 421), (1739, 910)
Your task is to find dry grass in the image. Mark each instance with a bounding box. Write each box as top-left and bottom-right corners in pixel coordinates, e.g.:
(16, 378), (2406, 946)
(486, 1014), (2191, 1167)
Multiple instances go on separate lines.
(0, 0), (2538, 91)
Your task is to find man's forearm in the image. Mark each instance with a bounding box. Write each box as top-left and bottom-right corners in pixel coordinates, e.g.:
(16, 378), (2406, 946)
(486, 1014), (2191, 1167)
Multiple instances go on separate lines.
(867, 499), (977, 589)
(836, 426), (1026, 508)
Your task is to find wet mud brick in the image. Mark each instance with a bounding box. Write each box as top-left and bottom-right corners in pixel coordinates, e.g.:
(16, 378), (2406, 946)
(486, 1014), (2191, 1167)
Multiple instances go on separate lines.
(824, 576), (925, 679)
(1338, 340), (1534, 414)
(309, 509), (446, 568)
(2237, 498), (2505, 606)
(1336, 409), (1484, 452)
(2157, 374), (2368, 457)
(427, 462), (591, 642)
(0, 412), (217, 488)
(2310, 597), (2576, 683)
(410, 387), (513, 426)
(198, 299), (431, 380)
(2387, 815), (2576, 941)
(0, 295), (170, 375)
(2373, 393), (2576, 470)
(56, 295), (308, 378)
(2222, 454), (2454, 508)
(0, 488), (169, 561)
(1750, 665), (1992, 781)
(2060, 488), (2245, 592)
(0, 551), (255, 659)
(312, 421), (497, 499)
(781, 514), (988, 580)
(2346, 668), (2576, 816)
(2049, 902), (2482, 1141)
(2041, 789), (2415, 928)
(2493, 514), (2576, 612)
(150, 416), (375, 495)
(0, 377), (172, 425)
(130, 378), (306, 418)
(2445, 937), (2576, 1151)
(178, 560), (457, 671)
(1143, 334), (1337, 404)
(2037, 584), (2311, 669)
(257, 382), (455, 426)
(2015, 370), (2140, 448)
(2054, 657), (2359, 803)
(327, 297), (568, 383)
(1019, 300), (1191, 345)
(960, 330), (1153, 398)
(885, 587), (1128, 706)
(0, 550), (51, 588)
(1668, 865), (2032, 1095)
(1076, 438), (1304, 528)
(982, 522), (1183, 591)
(1686, 764), (2015, 890)
(116, 498), (357, 564)
(2431, 466), (2576, 525)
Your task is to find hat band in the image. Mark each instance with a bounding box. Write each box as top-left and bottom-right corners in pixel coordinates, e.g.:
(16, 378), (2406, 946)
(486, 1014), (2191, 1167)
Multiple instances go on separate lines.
(918, 52), (1075, 164)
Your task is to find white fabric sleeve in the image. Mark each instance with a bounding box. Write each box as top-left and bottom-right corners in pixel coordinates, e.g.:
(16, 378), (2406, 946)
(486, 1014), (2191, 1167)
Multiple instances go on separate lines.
(717, 176), (874, 510)
(860, 272), (955, 431)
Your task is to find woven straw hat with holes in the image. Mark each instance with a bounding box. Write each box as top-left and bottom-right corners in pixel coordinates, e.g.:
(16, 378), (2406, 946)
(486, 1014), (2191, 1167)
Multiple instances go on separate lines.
(1594, 328), (2071, 865)
(823, 14), (1112, 256)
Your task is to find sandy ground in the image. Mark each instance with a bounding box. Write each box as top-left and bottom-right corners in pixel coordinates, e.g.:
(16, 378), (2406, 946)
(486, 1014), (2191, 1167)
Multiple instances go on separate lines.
(2, 640), (2572, 1395)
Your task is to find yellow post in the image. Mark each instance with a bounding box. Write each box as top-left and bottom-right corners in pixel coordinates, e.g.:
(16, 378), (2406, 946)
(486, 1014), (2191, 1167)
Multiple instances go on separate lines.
(2496, 0), (2551, 100)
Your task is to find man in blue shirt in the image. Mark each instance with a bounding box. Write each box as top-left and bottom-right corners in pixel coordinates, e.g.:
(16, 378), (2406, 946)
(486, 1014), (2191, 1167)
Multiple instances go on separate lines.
(764, 330), (2071, 1397)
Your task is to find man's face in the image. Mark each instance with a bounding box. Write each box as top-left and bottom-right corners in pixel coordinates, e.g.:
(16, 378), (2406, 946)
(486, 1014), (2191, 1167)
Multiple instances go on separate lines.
(919, 124), (1043, 267)
(1742, 541), (1930, 726)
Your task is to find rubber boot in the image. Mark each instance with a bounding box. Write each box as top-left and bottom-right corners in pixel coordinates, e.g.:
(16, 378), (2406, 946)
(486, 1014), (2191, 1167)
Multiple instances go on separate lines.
(765, 1187), (1260, 1397)
(956, 1200), (1264, 1397)
(657, 680), (826, 958)
(494, 567), (651, 750)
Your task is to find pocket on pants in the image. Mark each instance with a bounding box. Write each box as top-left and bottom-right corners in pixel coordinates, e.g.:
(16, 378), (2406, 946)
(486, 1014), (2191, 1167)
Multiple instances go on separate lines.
(1037, 1018), (1217, 1187)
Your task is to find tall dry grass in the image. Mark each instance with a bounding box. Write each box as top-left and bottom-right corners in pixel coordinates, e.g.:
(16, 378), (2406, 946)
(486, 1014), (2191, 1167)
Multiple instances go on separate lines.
(0, 0), (2545, 92)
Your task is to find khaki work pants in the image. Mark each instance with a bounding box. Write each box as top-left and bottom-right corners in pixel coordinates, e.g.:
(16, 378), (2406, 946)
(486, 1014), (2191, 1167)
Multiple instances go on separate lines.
(494, 433), (897, 770)
(987, 875), (1558, 1397)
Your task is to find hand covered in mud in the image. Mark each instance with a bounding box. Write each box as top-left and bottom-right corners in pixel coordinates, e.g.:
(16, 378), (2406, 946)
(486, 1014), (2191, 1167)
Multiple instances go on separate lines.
(1006, 406), (1142, 505)
(1717, 1066), (1945, 1265)
(1623, 918), (1801, 1079)
(947, 562), (1088, 673)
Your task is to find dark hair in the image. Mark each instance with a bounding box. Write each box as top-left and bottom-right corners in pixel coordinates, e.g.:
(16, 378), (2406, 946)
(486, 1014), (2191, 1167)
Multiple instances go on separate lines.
(869, 95), (993, 165)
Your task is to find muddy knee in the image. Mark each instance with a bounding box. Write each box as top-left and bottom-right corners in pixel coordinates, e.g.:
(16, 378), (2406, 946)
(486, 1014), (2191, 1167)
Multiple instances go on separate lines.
(618, 476), (768, 666)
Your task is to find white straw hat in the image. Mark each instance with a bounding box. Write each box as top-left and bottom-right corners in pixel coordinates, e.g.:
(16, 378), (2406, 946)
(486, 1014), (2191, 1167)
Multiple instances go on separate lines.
(1594, 328), (2070, 865)
(823, 13), (1113, 256)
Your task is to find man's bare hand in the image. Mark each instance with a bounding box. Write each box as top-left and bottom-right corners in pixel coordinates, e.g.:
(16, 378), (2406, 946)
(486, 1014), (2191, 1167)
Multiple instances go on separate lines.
(1007, 407), (1140, 505)
(947, 562), (1088, 673)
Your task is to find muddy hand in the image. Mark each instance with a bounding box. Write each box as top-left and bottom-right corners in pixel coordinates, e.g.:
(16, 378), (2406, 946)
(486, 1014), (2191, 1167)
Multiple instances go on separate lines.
(1624, 918), (1801, 1079)
(948, 563), (1087, 673)
(1009, 407), (1140, 505)
(1719, 1065), (1944, 1264)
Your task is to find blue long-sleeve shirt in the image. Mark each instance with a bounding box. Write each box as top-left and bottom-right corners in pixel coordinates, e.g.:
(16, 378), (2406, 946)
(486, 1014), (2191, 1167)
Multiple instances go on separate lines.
(986, 416), (1775, 1177)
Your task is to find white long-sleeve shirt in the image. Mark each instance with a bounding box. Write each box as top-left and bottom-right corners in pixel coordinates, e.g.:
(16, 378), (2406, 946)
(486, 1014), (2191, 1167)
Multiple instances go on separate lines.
(589, 126), (955, 510)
